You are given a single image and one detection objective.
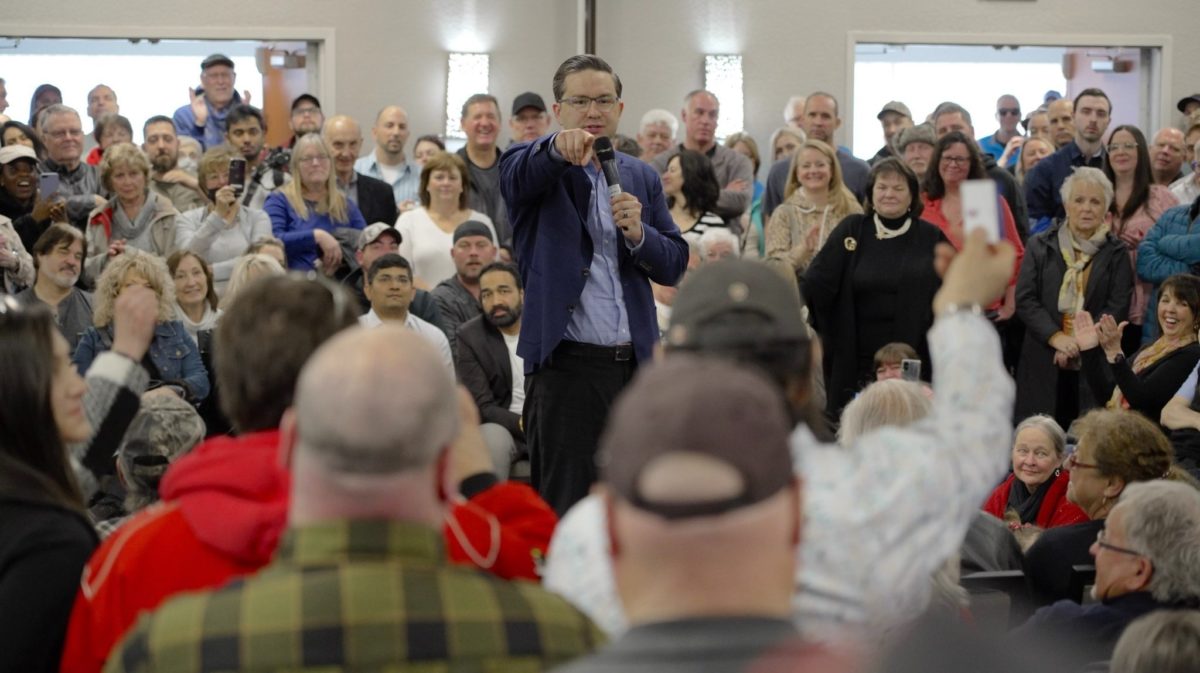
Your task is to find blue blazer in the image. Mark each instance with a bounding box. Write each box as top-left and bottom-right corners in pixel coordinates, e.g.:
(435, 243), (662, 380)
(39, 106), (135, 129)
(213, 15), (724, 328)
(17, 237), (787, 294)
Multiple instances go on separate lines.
(500, 134), (688, 371)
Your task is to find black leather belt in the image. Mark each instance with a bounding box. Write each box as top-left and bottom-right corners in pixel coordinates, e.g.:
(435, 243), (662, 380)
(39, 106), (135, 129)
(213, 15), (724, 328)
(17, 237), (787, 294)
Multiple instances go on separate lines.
(556, 340), (634, 362)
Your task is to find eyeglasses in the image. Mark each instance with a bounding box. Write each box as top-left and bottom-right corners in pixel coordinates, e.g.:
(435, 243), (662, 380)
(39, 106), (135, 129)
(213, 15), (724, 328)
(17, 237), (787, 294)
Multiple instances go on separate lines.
(940, 155), (971, 165)
(298, 156), (330, 165)
(1065, 453), (1100, 471)
(1107, 142), (1139, 152)
(998, 108), (1021, 117)
(1095, 528), (1143, 557)
(559, 95), (620, 112)
(45, 129), (84, 139)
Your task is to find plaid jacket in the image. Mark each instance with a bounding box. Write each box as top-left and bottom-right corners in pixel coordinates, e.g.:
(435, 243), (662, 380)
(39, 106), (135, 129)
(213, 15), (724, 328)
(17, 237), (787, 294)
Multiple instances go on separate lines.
(104, 519), (603, 672)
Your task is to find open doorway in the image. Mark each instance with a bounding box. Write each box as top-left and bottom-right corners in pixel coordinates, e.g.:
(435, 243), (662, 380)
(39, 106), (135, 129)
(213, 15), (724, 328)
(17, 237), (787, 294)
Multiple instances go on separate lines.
(849, 40), (1163, 160)
(0, 37), (315, 146)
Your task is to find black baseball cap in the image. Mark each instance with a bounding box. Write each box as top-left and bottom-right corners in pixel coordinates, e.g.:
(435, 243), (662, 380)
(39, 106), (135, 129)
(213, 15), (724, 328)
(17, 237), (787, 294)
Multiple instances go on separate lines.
(512, 92), (547, 116)
(1177, 94), (1200, 114)
(291, 93), (322, 112)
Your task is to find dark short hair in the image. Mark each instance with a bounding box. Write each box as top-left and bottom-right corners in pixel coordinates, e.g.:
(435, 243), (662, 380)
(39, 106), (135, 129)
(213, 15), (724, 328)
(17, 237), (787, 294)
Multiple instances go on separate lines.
(414, 134), (445, 152)
(367, 253), (412, 284)
(461, 93), (499, 121)
(31, 223), (86, 271)
(142, 115), (175, 137)
(479, 261), (522, 290)
(552, 54), (622, 102)
(215, 276), (358, 433)
(225, 104), (265, 131)
(1074, 87), (1112, 115)
(863, 157), (923, 220)
(668, 149), (720, 216)
(614, 134), (641, 157)
(924, 131), (987, 200)
(94, 113), (133, 141)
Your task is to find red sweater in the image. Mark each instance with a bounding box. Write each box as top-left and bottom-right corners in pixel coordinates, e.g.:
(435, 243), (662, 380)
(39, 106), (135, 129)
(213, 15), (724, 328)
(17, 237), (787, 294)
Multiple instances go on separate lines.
(59, 430), (555, 673)
(982, 469), (1089, 529)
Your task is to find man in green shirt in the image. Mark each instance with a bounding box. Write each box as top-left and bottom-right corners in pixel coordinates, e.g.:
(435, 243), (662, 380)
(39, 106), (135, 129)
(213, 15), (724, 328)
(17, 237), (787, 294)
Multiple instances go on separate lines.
(106, 327), (601, 673)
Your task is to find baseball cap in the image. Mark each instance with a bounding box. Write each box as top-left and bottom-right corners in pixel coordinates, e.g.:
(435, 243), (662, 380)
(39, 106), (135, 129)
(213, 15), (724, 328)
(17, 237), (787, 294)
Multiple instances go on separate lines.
(0, 144), (38, 165)
(666, 259), (808, 351)
(1177, 94), (1200, 114)
(600, 355), (794, 519)
(291, 93), (322, 113)
(201, 53), (235, 70)
(358, 222), (403, 250)
(877, 101), (912, 120)
(512, 92), (547, 116)
(116, 394), (206, 493)
(453, 220), (494, 244)
(896, 123), (936, 152)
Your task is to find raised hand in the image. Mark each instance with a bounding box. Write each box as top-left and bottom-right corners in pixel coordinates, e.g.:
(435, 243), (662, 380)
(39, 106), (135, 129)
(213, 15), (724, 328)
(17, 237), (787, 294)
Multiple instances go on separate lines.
(189, 87), (208, 128)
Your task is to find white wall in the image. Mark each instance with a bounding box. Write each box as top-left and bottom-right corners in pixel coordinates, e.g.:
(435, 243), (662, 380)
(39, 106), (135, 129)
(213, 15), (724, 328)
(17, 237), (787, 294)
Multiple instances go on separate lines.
(596, 1), (1196, 152)
(4, 0), (1196, 158)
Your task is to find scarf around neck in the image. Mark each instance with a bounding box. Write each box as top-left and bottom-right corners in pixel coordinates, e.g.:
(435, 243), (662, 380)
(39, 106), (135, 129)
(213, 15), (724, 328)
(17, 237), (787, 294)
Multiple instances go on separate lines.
(112, 191), (158, 244)
(1056, 222), (1109, 316)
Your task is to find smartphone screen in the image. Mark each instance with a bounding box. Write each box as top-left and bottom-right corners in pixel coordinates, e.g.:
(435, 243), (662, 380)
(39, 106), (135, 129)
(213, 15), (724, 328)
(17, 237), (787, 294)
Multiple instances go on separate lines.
(962, 179), (1002, 243)
(901, 359), (922, 382)
(38, 172), (60, 197)
(228, 158), (247, 194)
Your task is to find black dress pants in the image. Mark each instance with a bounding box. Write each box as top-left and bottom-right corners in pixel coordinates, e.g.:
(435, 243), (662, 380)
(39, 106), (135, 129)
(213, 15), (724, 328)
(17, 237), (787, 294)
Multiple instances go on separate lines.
(525, 340), (636, 516)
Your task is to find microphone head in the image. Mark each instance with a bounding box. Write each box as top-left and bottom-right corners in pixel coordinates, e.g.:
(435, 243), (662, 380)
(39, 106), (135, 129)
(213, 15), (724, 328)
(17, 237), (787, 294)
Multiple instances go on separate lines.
(594, 135), (616, 161)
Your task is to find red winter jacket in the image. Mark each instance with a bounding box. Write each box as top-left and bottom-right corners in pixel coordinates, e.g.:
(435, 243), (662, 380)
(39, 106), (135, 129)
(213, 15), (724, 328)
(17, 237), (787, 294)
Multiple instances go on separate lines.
(982, 469), (1089, 529)
(59, 430), (555, 673)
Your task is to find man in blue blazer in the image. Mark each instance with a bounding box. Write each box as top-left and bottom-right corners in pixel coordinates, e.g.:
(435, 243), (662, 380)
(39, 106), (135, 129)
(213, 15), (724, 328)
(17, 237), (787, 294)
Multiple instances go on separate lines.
(499, 54), (689, 515)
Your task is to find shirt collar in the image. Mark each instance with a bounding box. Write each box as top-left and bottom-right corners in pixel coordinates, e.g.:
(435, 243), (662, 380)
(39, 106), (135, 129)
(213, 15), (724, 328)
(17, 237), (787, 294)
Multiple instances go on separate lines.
(276, 519), (445, 566)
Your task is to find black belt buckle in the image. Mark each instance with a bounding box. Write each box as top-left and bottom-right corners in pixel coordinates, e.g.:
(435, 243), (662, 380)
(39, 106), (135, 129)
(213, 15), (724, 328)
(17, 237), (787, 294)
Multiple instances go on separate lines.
(614, 343), (633, 361)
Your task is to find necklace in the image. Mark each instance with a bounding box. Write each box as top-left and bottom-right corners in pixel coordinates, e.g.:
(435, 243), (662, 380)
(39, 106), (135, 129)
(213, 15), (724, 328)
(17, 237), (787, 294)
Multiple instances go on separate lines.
(874, 214), (911, 240)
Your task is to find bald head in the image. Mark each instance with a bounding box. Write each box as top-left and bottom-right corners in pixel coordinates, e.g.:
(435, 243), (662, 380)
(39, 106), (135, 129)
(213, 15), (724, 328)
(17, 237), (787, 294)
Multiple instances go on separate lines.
(372, 105), (411, 163)
(295, 326), (459, 475)
(323, 114), (364, 181)
(1151, 127), (1187, 184)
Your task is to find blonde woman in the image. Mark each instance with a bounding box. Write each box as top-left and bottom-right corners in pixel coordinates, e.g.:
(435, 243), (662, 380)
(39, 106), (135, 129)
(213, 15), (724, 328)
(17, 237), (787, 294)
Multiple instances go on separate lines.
(765, 139), (863, 276)
(263, 133), (365, 274)
(71, 250), (209, 403)
(221, 252), (285, 308)
(85, 142), (180, 284)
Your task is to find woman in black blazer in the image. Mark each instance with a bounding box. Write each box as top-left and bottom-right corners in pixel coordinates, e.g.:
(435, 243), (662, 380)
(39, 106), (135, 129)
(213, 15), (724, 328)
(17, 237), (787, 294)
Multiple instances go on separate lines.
(1014, 167), (1133, 427)
(1076, 273), (1200, 426)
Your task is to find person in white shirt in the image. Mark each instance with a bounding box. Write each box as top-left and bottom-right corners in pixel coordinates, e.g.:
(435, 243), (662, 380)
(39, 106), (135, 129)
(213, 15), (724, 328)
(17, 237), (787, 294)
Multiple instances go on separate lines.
(358, 252), (453, 374)
(544, 229), (1018, 644)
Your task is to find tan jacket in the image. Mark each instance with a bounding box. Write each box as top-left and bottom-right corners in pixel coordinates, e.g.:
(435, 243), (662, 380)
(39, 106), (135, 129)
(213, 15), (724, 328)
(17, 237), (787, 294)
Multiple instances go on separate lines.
(0, 215), (35, 293)
(764, 189), (863, 274)
(85, 191), (179, 285)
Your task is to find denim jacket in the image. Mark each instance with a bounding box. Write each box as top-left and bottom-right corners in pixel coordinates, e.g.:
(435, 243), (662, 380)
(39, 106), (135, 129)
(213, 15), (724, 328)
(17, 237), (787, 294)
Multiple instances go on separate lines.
(72, 320), (210, 403)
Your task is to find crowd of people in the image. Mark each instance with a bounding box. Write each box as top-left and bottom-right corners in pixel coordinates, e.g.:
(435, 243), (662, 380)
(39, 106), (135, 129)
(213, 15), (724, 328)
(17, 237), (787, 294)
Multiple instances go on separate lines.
(3, 52), (1200, 673)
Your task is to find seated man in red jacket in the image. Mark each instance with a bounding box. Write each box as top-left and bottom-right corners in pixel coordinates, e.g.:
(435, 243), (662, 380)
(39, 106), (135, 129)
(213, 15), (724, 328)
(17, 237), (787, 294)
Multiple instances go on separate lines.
(61, 276), (557, 673)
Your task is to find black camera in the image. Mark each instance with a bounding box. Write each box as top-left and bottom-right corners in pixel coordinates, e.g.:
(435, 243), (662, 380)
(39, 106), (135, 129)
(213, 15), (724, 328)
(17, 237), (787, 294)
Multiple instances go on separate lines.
(264, 147), (292, 171)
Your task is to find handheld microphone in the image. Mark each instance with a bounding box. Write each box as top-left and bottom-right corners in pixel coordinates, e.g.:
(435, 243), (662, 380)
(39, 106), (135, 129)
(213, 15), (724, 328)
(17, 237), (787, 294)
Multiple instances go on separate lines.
(593, 136), (623, 198)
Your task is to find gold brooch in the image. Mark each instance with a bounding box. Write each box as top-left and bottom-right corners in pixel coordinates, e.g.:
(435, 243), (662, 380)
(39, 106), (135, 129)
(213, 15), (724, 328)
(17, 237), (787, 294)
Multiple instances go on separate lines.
(844, 237), (857, 251)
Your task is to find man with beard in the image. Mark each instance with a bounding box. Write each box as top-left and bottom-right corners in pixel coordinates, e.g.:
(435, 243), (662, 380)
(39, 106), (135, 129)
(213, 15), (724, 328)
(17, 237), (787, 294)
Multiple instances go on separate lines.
(286, 94), (324, 148)
(431, 220), (498, 353)
(223, 104), (289, 210)
(456, 261), (527, 479)
(142, 116), (206, 212)
(14, 223), (93, 352)
(1025, 88), (1113, 223)
(355, 105), (419, 209)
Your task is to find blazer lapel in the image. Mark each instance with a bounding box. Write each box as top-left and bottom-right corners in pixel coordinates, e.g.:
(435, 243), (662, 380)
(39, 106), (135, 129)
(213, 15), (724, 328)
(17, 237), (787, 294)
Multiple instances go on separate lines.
(485, 322), (513, 387)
